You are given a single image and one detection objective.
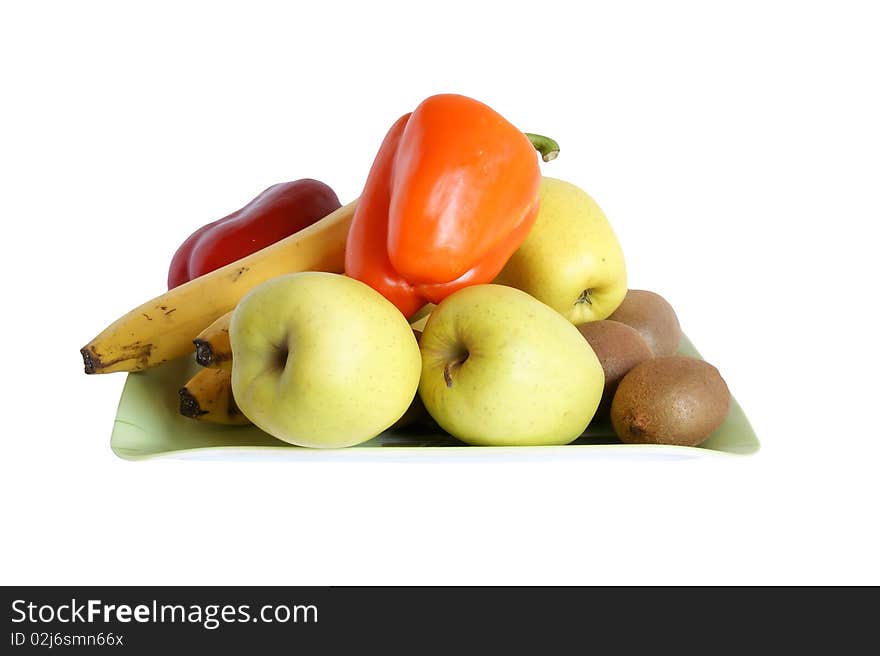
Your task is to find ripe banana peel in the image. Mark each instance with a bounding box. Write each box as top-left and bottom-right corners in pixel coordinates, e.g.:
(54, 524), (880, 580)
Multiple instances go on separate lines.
(193, 311), (233, 370)
(80, 200), (357, 374)
(179, 367), (251, 425)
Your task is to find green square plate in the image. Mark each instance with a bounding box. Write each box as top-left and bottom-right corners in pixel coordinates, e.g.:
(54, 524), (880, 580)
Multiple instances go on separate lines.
(110, 334), (758, 461)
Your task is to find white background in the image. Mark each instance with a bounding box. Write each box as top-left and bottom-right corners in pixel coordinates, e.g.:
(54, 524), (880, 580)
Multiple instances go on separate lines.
(1, 1), (878, 585)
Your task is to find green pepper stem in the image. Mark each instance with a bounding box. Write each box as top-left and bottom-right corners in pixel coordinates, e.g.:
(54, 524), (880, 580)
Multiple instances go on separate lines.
(525, 133), (559, 162)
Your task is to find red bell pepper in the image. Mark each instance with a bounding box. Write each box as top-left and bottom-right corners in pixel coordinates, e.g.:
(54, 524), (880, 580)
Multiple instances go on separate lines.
(168, 179), (341, 288)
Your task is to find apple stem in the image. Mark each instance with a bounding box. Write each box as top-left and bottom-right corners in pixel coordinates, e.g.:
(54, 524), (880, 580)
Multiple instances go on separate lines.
(443, 351), (470, 388)
(525, 133), (560, 162)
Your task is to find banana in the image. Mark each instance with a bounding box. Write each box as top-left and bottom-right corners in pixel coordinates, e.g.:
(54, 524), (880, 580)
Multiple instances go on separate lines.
(179, 367), (251, 425)
(193, 311), (233, 370)
(408, 303), (434, 332)
(80, 200), (357, 374)
(408, 303), (434, 326)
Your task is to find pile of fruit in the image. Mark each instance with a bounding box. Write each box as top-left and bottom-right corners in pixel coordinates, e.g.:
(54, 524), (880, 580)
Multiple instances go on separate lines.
(81, 94), (731, 449)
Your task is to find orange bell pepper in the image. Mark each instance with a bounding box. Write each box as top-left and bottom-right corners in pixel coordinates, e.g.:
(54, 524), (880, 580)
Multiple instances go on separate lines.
(345, 94), (557, 318)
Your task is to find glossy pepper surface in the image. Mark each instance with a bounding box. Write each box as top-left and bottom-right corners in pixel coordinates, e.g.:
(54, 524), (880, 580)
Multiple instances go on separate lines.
(168, 179), (341, 288)
(345, 94), (544, 318)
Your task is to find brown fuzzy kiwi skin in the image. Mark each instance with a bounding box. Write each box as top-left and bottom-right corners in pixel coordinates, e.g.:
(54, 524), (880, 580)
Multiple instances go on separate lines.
(607, 290), (682, 357)
(610, 356), (731, 447)
(577, 320), (654, 417)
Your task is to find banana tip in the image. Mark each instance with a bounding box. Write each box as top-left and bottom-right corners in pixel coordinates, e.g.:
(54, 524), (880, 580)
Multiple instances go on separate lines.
(179, 387), (206, 419)
(81, 347), (99, 374)
(193, 339), (215, 368)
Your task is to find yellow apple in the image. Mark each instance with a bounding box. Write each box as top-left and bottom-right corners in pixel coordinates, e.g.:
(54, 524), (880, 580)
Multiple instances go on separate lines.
(418, 284), (604, 446)
(230, 272), (421, 448)
(494, 177), (627, 324)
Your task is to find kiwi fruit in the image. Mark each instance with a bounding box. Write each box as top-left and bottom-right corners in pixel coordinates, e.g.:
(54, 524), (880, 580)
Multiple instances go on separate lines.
(607, 289), (682, 357)
(577, 320), (654, 417)
(610, 356), (730, 447)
